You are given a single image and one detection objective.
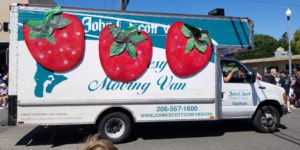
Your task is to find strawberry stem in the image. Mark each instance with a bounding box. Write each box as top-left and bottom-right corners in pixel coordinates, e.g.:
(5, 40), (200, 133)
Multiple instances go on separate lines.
(23, 6), (71, 44)
(181, 23), (211, 54)
(109, 25), (146, 59)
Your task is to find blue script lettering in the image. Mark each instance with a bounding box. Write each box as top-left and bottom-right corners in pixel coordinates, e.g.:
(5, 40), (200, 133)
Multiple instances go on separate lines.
(148, 61), (168, 73)
(232, 101), (248, 106)
(88, 77), (151, 95)
(229, 91), (241, 96)
(82, 17), (120, 33)
(157, 75), (186, 90)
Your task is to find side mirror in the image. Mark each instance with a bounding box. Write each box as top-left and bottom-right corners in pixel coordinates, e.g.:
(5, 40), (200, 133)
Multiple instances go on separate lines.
(246, 72), (256, 83)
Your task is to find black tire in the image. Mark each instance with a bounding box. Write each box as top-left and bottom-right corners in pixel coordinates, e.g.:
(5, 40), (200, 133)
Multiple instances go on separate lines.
(253, 105), (280, 133)
(98, 112), (131, 143)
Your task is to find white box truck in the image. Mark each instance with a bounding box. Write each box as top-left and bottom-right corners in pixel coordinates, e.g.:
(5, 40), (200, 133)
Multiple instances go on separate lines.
(8, 4), (287, 143)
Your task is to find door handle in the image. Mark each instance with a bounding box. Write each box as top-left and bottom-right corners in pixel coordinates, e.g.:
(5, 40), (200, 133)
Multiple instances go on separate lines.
(259, 86), (266, 89)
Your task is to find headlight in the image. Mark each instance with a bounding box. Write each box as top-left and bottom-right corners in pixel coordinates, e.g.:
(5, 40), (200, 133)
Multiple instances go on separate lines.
(283, 93), (287, 104)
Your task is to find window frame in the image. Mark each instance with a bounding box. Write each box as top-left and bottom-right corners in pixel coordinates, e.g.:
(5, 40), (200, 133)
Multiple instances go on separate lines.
(221, 60), (249, 84)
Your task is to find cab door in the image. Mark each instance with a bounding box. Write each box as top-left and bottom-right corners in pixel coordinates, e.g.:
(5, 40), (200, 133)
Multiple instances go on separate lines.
(221, 60), (257, 119)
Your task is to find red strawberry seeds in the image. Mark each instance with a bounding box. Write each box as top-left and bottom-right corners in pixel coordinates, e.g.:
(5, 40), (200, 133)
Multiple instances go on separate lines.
(23, 7), (85, 72)
(166, 21), (212, 77)
(99, 24), (152, 82)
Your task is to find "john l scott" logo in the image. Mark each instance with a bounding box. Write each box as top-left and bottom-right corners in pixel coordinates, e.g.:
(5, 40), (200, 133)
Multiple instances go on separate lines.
(82, 17), (120, 33)
(81, 17), (164, 34)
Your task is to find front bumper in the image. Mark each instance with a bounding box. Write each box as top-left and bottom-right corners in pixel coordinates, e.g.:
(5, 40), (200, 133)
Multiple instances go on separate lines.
(281, 105), (288, 115)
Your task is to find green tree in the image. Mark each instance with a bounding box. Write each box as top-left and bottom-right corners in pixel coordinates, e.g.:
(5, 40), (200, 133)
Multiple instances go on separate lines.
(235, 34), (278, 60)
(292, 28), (300, 54)
(278, 32), (288, 50)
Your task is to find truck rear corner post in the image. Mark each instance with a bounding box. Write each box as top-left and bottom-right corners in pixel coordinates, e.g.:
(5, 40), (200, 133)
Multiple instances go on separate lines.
(8, 96), (17, 126)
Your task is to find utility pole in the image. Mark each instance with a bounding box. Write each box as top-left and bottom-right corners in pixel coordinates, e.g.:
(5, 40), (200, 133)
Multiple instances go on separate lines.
(120, 0), (129, 11)
(120, 0), (125, 11)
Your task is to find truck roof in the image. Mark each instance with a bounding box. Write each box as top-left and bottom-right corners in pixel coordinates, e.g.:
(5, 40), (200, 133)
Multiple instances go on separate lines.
(13, 4), (254, 54)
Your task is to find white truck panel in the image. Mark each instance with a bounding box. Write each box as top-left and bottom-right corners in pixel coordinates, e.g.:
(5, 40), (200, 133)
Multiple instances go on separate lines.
(17, 41), (216, 103)
(18, 103), (216, 124)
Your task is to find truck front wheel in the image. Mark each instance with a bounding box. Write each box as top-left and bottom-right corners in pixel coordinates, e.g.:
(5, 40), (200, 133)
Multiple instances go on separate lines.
(98, 112), (131, 143)
(253, 105), (280, 133)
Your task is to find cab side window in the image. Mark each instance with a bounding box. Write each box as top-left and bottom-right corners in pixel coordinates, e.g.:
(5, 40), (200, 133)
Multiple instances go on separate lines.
(221, 61), (247, 83)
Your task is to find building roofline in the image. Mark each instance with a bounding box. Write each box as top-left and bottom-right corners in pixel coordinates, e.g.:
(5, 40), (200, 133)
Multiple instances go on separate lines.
(241, 55), (300, 64)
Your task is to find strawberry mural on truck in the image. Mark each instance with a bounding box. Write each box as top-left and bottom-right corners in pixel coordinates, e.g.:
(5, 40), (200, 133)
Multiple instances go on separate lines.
(99, 24), (152, 82)
(166, 21), (212, 77)
(22, 6), (85, 72)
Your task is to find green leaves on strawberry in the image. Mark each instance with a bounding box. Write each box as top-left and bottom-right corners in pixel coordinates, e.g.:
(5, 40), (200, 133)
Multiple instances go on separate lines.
(24, 6), (71, 44)
(108, 25), (147, 59)
(23, 6), (85, 72)
(166, 21), (213, 77)
(99, 24), (152, 82)
(181, 23), (212, 54)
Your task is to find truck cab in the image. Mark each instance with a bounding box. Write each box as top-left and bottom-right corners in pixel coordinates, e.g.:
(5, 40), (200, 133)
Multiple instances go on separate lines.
(220, 57), (287, 132)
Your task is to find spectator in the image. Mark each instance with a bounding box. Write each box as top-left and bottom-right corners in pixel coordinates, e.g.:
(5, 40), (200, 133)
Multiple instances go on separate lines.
(292, 71), (300, 108)
(2, 73), (8, 85)
(0, 83), (8, 109)
(0, 76), (4, 84)
(83, 133), (118, 150)
(223, 68), (236, 83)
(271, 68), (277, 77)
(256, 72), (263, 81)
(263, 70), (276, 85)
(275, 73), (280, 86)
(293, 68), (298, 75)
(279, 71), (292, 112)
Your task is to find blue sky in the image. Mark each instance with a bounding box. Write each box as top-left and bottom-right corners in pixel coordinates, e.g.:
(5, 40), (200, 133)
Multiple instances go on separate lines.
(55, 0), (300, 40)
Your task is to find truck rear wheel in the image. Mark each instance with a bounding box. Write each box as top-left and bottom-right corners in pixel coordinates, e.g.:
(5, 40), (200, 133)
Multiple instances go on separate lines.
(253, 105), (280, 133)
(98, 112), (131, 143)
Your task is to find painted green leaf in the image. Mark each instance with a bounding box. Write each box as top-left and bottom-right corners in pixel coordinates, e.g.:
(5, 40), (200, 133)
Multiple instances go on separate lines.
(125, 25), (138, 37)
(29, 26), (53, 39)
(108, 25), (127, 42)
(199, 33), (211, 45)
(47, 27), (54, 36)
(125, 42), (136, 59)
(45, 13), (61, 26)
(110, 42), (126, 56)
(185, 37), (195, 54)
(30, 30), (48, 39)
(115, 32), (127, 43)
(195, 40), (207, 53)
(46, 34), (55, 44)
(48, 17), (71, 29)
(25, 6), (71, 43)
(129, 34), (146, 46)
(181, 24), (192, 38)
(184, 24), (202, 37)
(24, 20), (45, 31)
(200, 39), (209, 45)
(44, 6), (63, 25)
(109, 25), (122, 40)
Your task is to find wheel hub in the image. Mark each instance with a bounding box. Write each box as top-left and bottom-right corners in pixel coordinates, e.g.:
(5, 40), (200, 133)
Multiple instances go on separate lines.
(261, 112), (274, 127)
(104, 117), (125, 138)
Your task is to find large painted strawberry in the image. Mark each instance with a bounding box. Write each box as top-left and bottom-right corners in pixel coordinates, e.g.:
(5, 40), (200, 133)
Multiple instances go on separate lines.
(99, 25), (152, 82)
(22, 6), (85, 72)
(166, 21), (212, 77)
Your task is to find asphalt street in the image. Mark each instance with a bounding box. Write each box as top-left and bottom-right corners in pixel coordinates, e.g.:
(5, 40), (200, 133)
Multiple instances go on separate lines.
(0, 107), (299, 150)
